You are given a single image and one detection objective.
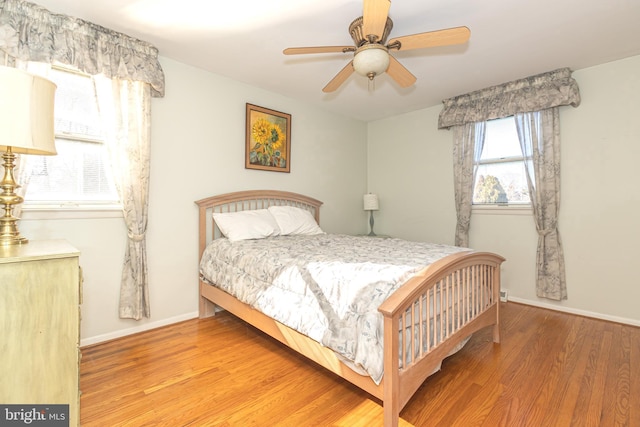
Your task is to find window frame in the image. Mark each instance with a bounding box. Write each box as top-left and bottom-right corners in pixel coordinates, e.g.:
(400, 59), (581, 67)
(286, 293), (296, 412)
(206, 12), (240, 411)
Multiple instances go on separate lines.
(472, 117), (532, 209)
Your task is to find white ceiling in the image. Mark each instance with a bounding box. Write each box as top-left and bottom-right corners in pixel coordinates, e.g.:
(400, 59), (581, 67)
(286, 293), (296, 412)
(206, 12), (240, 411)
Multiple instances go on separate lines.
(31, 0), (640, 122)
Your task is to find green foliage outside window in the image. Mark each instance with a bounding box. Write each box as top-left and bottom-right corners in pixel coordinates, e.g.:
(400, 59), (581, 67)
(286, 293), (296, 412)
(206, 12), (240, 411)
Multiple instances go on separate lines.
(474, 175), (508, 204)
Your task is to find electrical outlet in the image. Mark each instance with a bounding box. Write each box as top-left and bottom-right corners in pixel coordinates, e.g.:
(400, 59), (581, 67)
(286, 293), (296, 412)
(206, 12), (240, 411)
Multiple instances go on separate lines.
(499, 289), (508, 302)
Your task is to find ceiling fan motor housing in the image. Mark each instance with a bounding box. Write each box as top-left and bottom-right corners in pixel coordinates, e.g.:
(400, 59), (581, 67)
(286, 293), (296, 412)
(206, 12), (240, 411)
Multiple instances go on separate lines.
(349, 16), (393, 45)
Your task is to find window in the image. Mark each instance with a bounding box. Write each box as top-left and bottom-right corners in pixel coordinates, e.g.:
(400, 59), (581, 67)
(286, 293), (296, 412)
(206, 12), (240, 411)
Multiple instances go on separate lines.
(473, 117), (531, 205)
(24, 67), (120, 208)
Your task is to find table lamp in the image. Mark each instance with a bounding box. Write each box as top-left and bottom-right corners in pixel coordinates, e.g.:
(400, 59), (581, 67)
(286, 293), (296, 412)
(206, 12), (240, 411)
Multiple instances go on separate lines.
(0, 66), (57, 245)
(363, 193), (379, 236)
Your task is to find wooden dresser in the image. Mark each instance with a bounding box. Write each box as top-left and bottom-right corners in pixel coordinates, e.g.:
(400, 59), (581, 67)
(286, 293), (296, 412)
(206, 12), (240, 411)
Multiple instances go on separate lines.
(0, 240), (81, 426)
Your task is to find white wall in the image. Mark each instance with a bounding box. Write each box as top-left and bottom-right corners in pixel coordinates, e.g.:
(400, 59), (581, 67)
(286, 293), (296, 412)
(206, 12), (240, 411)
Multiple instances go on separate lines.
(366, 108), (458, 245)
(368, 55), (640, 325)
(21, 56), (368, 345)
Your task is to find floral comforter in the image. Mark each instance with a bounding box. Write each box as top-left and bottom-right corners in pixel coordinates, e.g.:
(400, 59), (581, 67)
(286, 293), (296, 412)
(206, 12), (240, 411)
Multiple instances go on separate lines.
(199, 234), (467, 384)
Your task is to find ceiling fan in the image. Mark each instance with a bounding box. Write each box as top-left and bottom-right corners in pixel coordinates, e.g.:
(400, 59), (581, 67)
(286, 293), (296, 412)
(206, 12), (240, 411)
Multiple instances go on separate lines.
(283, 0), (470, 93)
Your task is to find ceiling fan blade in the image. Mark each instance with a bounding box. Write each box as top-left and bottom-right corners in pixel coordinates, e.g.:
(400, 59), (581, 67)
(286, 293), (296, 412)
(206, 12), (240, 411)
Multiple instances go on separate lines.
(386, 55), (416, 88)
(323, 61), (354, 93)
(284, 46), (355, 55)
(362, 0), (391, 41)
(388, 26), (471, 51)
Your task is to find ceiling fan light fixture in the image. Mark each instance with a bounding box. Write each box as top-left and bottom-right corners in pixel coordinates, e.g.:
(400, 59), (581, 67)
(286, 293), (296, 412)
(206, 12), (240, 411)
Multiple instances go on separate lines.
(352, 44), (389, 80)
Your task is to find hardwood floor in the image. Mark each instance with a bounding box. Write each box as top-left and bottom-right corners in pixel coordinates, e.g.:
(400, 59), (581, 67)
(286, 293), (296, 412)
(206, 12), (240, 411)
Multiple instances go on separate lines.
(80, 302), (640, 426)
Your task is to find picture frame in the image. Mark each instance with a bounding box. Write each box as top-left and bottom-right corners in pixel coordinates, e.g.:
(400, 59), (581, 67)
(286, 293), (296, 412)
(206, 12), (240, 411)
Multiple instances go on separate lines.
(245, 103), (291, 173)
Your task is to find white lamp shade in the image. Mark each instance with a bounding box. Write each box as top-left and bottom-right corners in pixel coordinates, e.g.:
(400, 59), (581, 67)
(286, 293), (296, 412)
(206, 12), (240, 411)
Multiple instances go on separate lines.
(353, 45), (389, 77)
(363, 193), (379, 211)
(0, 66), (57, 155)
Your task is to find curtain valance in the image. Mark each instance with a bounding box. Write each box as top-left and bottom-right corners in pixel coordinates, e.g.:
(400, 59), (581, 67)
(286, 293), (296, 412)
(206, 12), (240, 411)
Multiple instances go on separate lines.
(0, 0), (165, 97)
(438, 68), (579, 129)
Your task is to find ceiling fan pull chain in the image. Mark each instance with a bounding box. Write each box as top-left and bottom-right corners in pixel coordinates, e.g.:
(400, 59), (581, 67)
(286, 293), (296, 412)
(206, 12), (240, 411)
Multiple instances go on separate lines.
(368, 77), (375, 92)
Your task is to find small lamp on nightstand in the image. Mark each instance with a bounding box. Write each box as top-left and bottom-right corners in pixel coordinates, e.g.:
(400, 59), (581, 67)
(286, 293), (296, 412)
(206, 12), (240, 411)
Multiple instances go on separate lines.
(0, 66), (57, 246)
(363, 193), (379, 236)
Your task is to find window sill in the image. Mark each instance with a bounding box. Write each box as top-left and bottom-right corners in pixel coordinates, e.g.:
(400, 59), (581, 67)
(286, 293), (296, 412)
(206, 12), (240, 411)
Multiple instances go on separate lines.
(472, 204), (532, 216)
(22, 204), (123, 220)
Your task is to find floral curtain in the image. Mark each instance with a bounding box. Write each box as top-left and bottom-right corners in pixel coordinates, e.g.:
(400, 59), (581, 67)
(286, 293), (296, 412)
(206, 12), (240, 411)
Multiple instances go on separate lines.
(95, 76), (152, 319)
(0, 0), (164, 97)
(452, 121), (485, 247)
(0, 0), (163, 319)
(515, 109), (567, 300)
(438, 68), (579, 130)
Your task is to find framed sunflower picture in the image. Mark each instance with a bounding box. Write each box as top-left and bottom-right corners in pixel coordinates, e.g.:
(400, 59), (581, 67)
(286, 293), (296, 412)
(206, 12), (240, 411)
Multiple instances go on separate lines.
(245, 103), (291, 173)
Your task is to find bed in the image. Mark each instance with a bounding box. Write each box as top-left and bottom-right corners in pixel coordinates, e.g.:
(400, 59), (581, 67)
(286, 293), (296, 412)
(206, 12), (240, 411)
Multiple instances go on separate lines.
(196, 190), (505, 427)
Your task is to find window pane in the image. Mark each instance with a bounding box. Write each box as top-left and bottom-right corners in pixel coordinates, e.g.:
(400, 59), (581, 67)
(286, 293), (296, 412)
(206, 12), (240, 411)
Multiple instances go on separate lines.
(480, 118), (522, 160)
(49, 69), (102, 138)
(474, 161), (531, 204)
(26, 138), (118, 203)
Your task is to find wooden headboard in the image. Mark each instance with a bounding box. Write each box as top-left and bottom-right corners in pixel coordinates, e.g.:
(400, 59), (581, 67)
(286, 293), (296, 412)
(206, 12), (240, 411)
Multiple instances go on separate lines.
(195, 190), (323, 258)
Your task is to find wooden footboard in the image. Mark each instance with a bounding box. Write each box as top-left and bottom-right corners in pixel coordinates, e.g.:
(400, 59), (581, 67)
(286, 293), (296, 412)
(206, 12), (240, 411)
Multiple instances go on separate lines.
(378, 250), (504, 426)
(195, 190), (505, 427)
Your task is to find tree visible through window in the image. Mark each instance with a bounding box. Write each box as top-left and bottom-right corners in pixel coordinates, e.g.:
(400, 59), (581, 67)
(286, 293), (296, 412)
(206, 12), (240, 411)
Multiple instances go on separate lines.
(473, 117), (531, 205)
(24, 67), (119, 206)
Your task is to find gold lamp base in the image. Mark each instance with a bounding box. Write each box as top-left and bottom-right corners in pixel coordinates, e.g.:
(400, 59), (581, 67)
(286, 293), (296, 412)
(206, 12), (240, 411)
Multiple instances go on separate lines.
(0, 147), (28, 246)
(0, 215), (28, 245)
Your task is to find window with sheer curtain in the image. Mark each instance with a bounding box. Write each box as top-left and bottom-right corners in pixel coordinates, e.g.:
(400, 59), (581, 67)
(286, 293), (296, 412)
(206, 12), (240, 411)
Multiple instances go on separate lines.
(24, 67), (120, 208)
(473, 117), (531, 206)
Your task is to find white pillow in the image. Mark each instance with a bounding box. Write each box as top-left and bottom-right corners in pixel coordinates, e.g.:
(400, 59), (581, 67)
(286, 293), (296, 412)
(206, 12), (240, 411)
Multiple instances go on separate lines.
(268, 205), (324, 236)
(213, 209), (280, 241)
